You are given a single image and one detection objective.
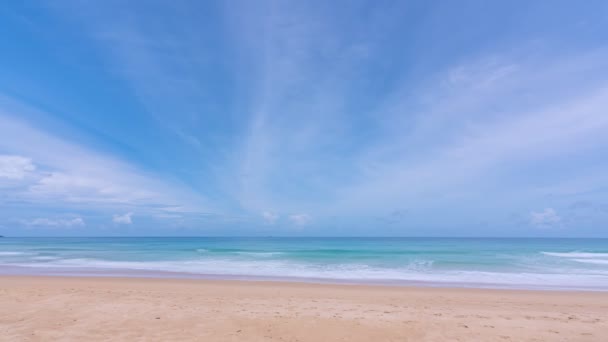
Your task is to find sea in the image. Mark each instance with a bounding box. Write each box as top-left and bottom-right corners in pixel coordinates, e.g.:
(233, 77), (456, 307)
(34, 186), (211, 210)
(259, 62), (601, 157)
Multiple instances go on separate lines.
(1, 237), (607, 290)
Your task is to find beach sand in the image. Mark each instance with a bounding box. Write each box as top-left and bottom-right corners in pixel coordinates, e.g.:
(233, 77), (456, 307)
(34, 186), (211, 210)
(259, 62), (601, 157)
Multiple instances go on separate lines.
(0, 276), (606, 341)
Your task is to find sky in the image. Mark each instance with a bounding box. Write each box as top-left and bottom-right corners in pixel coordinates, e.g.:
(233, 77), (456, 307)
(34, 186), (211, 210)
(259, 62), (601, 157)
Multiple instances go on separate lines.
(1, 0), (608, 237)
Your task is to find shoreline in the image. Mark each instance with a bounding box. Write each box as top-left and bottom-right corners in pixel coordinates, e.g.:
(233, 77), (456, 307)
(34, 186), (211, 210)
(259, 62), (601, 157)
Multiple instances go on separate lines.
(3, 237), (607, 293)
(0, 273), (601, 293)
(2, 275), (607, 341)
(1, 265), (607, 292)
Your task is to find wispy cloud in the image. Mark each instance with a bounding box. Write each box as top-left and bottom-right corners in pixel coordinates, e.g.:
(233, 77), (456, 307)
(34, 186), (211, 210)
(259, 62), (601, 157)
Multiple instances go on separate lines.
(47, 0), (228, 154)
(20, 217), (85, 228)
(289, 214), (311, 226)
(0, 99), (212, 217)
(0, 155), (36, 180)
(113, 212), (133, 224)
(530, 208), (561, 229)
(220, 1), (608, 223)
(3, 1), (606, 235)
(261, 211), (279, 225)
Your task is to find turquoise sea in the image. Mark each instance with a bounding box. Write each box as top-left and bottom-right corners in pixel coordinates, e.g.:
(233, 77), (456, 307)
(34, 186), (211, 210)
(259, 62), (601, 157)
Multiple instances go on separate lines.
(1, 237), (607, 290)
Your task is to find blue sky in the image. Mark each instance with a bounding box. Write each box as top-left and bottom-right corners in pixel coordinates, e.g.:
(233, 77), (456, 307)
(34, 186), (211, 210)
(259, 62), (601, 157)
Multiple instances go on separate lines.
(1, 0), (608, 237)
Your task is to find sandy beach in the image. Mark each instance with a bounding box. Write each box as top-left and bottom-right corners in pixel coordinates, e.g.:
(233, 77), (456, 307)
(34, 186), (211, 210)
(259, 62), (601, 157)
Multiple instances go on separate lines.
(0, 276), (606, 341)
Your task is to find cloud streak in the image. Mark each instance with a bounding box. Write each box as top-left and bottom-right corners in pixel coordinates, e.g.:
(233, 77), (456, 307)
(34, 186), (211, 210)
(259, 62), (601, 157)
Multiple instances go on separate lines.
(261, 211), (279, 225)
(0, 99), (213, 217)
(289, 214), (311, 226)
(530, 208), (561, 228)
(1, 1), (607, 235)
(113, 212), (133, 224)
(20, 217), (85, 228)
(0, 155), (36, 180)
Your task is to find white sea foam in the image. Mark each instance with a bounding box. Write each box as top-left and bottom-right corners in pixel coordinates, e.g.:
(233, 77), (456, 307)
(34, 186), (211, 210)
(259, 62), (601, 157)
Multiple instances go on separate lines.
(0, 252), (28, 256)
(403, 259), (434, 271)
(31, 256), (60, 261)
(235, 252), (284, 257)
(196, 249), (284, 257)
(574, 259), (608, 265)
(541, 252), (608, 258)
(4, 257), (607, 290)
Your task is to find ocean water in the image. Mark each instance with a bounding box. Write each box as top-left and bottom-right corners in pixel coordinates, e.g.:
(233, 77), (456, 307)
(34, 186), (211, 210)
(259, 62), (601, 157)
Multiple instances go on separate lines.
(1, 237), (607, 290)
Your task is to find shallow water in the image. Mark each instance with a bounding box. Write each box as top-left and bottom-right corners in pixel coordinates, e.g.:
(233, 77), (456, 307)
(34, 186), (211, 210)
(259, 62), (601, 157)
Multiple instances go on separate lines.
(1, 237), (607, 290)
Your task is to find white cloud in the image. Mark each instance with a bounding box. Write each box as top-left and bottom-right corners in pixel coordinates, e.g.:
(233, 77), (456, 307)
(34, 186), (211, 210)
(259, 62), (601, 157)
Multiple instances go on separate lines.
(0, 104), (212, 216)
(530, 208), (561, 228)
(329, 54), (608, 215)
(0, 155), (35, 180)
(21, 217), (85, 228)
(261, 211), (279, 224)
(19, 2), (608, 233)
(113, 212), (133, 224)
(289, 214), (311, 226)
(223, 5), (608, 220)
